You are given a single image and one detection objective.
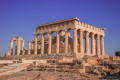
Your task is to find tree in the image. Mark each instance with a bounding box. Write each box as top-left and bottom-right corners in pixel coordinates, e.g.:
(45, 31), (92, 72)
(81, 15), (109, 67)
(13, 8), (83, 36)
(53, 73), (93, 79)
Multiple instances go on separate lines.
(115, 51), (120, 56)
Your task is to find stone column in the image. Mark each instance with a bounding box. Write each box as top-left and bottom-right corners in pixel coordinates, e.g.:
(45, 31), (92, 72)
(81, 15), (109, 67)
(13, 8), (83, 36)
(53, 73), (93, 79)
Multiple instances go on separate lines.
(73, 28), (77, 53)
(10, 40), (13, 55)
(31, 42), (33, 50)
(28, 41), (31, 55)
(91, 33), (95, 55)
(41, 34), (44, 54)
(79, 29), (83, 53)
(56, 31), (60, 53)
(15, 40), (17, 55)
(38, 42), (41, 49)
(85, 31), (89, 54)
(96, 34), (100, 55)
(34, 35), (38, 55)
(94, 37), (96, 55)
(21, 40), (25, 53)
(48, 32), (52, 54)
(65, 30), (68, 53)
(17, 39), (20, 55)
(101, 36), (105, 55)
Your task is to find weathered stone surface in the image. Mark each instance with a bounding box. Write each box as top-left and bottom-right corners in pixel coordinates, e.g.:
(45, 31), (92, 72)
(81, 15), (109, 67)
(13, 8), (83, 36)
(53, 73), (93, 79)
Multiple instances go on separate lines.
(27, 64), (34, 71)
(93, 69), (100, 75)
(101, 72), (107, 76)
(110, 69), (120, 76)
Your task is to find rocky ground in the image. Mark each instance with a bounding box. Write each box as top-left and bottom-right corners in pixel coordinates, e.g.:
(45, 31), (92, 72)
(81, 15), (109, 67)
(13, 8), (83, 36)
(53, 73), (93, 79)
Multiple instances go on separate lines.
(0, 71), (120, 80)
(0, 55), (120, 80)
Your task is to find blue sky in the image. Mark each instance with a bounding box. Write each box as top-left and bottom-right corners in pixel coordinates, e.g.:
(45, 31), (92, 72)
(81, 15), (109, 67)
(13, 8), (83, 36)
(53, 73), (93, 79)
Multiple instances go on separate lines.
(0, 0), (120, 56)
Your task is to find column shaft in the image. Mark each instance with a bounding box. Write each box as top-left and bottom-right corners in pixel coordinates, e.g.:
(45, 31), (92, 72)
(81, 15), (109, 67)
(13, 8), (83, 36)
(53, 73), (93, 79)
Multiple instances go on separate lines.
(91, 33), (95, 55)
(65, 30), (68, 53)
(85, 31), (89, 54)
(15, 40), (17, 55)
(28, 41), (31, 55)
(101, 36), (105, 55)
(94, 38), (96, 55)
(34, 35), (38, 54)
(31, 42), (34, 50)
(48, 32), (52, 54)
(41, 34), (44, 54)
(17, 40), (20, 55)
(79, 29), (83, 53)
(97, 34), (100, 55)
(56, 31), (60, 53)
(22, 40), (24, 52)
(10, 40), (13, 55)
(38, 43), (41, 49)
(73, 28), (77, 53)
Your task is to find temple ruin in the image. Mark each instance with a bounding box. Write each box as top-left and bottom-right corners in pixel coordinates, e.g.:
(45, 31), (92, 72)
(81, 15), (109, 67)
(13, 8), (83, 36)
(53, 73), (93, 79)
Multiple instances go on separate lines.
(1, 18), (120, 79)
(3, 17), (106, 57)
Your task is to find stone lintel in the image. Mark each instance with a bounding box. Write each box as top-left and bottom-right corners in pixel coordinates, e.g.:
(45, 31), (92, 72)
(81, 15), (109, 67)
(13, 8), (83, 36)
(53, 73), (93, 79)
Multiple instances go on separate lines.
(38, 17), (79, 28)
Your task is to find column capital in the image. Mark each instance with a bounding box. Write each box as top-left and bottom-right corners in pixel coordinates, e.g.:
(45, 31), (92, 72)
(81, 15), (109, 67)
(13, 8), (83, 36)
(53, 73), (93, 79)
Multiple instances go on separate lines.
(100, 35), (104, 38)
(79, 29), (83, 31)
(41, 33), (45, 36)
(28, 41), (31, 43)
(91, 32), (95, 35)
(64, 29), (68, 32)
(97, 34), (100, 36)
(31, 41), (34, 43)
(56, 30), (60, 33)
(17, 39), (21, 41)
(34, 34), (39, 37)
(85, 31), (89, 34)
(48, 31), (52, 34)
(73, 28), (77, 30)
(10, 40), (14, 42)
(38, 41), (41, 44)
(22, 40), (25, 42)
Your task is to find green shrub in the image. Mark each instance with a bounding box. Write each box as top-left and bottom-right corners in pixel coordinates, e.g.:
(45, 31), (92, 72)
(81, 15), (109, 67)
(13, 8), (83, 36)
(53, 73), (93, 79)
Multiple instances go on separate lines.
(115, 51), (120, 56)
(58, 69), (64, 72)
(39, 67), (45, 71)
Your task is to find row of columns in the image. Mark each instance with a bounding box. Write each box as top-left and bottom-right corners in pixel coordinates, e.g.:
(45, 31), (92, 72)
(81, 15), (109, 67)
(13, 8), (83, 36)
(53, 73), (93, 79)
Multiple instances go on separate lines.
(34, 29), (105, 55)
(10, 39), (25, 55)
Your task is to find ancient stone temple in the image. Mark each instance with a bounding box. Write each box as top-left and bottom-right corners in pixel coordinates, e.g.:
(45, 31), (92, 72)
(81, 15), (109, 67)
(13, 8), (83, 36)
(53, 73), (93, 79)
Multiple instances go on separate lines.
(3, 17), (106, 57)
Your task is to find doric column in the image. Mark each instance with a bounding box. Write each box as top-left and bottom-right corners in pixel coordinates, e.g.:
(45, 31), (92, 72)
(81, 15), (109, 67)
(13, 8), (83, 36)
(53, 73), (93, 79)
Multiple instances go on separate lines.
(15, 40), (17, 55)
(96, 34), (100, 55)
(34, 34), (38, 55)
(21, 40), (25, 52)
(31, 42), (34, 50)
(28, 41), (31, 55)
(48, 32), (52, 54)
(17, 39), (20, 55)
(56, 31), (60, 53)
(65, 30), (68, 53)
(10, 40), (13, 55)
(91, 33), (95, 55)
(73, 28), (77, 53)
(38, 42), (40, 49)
(85, 31), (89, 54)
(94, 37), (96, 55)
(79, 29), (83, 53)
(41, 33), (44, 54)
(101, 36), (105, 55)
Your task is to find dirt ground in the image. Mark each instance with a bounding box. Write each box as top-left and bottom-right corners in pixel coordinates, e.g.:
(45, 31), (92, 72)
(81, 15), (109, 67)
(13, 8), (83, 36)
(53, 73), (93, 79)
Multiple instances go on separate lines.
(0, 71), (120, 80)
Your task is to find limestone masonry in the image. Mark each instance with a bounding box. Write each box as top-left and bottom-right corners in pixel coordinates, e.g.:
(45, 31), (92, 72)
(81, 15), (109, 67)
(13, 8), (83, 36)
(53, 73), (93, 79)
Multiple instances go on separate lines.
(1, 18), (120, 79)
(3, 17), (106, 57)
